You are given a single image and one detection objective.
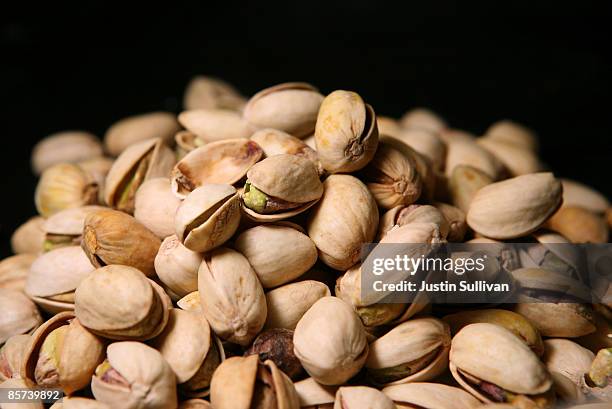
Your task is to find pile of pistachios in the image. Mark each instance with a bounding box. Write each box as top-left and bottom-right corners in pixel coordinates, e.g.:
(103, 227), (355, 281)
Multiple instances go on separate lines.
(1, 77), (611, 409)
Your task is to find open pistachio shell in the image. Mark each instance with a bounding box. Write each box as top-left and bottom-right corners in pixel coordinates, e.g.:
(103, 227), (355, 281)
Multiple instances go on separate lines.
(245, 328), (303, 380)
(198, 248), (267, 346)
(378, 205), (449, 241)
(172, 139), (263, 198)
(0, 378), (45, 409)
(82, 209), (161, 277)
(32, 131), (103, 175)
(154, 235), (201, 299)
(561, 179), (610, 214)
(295, 377), (337, 408)
(383, 382), (480, 409)
(175, 130), (205, 158)
(21, 312), (104, 394)
(43, 206), (107, 251)
(264, 281), (331, 330)
(11, 216), (46, 255)
(91, 341), (177, 409)
(174, 184), (241, 253)
(74, 265), (170, 341)
(434, 202), (468, 242)
(0, 254), (36, 292)
(244, 82), (324, 138)
(393, 127), (446, 170)
(484, 120), (539, 152)
(133, 178), (181, 239)
(179, 109), (253, 142)
(0, 289), (42, 344)
(103, 112), (180, 157)
(399, 108), (447, 132)
(545, 206), (609, 243)
(183, 76), (246, 111)
(334, 386), (396, 409)
(177, 291), (202, 312)
(0, 334), (30, 381)
(104, 138), (175, 213)
(551, 371), (586, 405)
(543, 339), (594, 387)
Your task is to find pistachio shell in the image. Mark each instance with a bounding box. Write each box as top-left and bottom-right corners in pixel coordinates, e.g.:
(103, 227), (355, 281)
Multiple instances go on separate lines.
(514, 303), (596, 338)
(477, 138), (542, 176)
(179, 109), (252, 142)
(91, 341), (177, 409)
(383, 382), (480, 409)
(134, 178), (181, 239)
(44, 206), (107, 237)
(561, 179), (610, 213)
(0, 289), (42, 344)
(174, 184), (241, 252)
(179, 399), (212, 409)
(434, 202), (468, 242)
(376, 116), (402, 137)
(545, 206), (608, 243)
(264, 280), (331, 330)
(0, 254), (36, 292)
(467, 173), (562, 239)
(54, 397), (112, 409)
(314, 90), (379, 173)
(551, 371), (586, 405)
(293, 297), (368, 385)
(172, 139), (263, 197)
(445, 139), (504, 180)
(32, 131), (103, 175)
(0, 378), (45, 408)
(245, 328), (303, 380)
(198, 248), (267, 345)
(306, 175), (378, 270)
(154, 235), (201, 298)
(82, 209), (161, 277)
(379, 205), (449, 240)
(244, 82), (324, 138)
(104, 112), (180, 157)
(449, 165), (494, 213)
(11, 216), (46, 255)
(393, 127), (446, 170)
(78, 157), (115, 196)
(295, 377), (337, 407)
(484, 120), (539, 152)
(543, 339), (594, 386)
(400, 108), (447, 132)
(177, 291), (202, 312)
(0, 334), (30, 381)
(183, 76), (246, 111)
(333, 386), (396, 409)
(175, 130), (205, 158)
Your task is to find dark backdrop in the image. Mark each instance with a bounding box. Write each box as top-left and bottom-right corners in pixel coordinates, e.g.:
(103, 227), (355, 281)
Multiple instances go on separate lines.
(1, 1), (611, 257)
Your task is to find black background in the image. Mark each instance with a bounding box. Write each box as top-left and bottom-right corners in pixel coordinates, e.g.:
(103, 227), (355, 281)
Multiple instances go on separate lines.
(1, 1), (611, 258)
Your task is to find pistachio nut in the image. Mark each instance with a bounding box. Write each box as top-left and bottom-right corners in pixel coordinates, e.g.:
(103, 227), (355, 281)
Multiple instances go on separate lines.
(294, 377), (337, 409)
(467, 173), (563, 239)
(0, 378), (44, 409)
(179, 109), (253, 142)
(179, 399), (212, 409)
(174, 184), (241, 252)
(445, 138), (504, 180)
(171, 139), (263, 197)
(545, 206), (609, 243)
(11, 216), (46, 255)
(448, 165), (494, 213)
(175, 130), (205, 159)
(551, 371), (586, 405)
(293, 297), (368, 385)
(392, 127), (446, 170)
(104, 137), (175, 213)
(333, 386), (396, 409)
(264, 280), (331, 330)
(133, 178), (181, 238)
(154, 235), (201, 299)
(183, 76), (246, 111)
(82, 209), (161, 277)
(439, 128), (477, 145)
(210, 355), (300, 409)
(366, 317), (451, 386)
(51, 397), (111, 409)
(543, 339), (594, 387)
(74, 265), (170, 340)
(77, 156), (115, 197)
(306, 175), (378, 270)
(32, 131), (103, 175)
(378, 204), (449, 241)
(35, 163), (99, 217)
(235, 224), (317, 288)
(449, 323), (554, 407)
(314, 90), (379, 173)
(103, 112), (180, 157)
(443, 309), (544, 357)
(0, 254), (36, 292)
(0, 289), (42, 344)
(244, 82), (324, 138)
(245, 328), (303, 380)
(43, 206), (106, 251)
(21, 312), (104, 394)
(377, 116), (402, 137)
(399, 108), (447, 132)
(177, 291), (202, 312)
(91, 341), (177, 409)
(198, 247), (267, 345)
(382, 382), (481, 409)
(483, 120), (539, 152)
(434, 202), (468, 242)
(0, 334), (30, 381)
(25, 246), (95, 313)
(583, 348), (612, 401)
(477, 138), (542, 176)
(561, 179), (609, 214)
(150, 308), (224, 397)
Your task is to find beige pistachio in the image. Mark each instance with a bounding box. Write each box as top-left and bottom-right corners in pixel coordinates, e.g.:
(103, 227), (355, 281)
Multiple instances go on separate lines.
(171, 138), (263, 197)
(179, 399), (212, 409)
(0, 378), (45, 409)
(150, 308), (223, 397)
(11, 216), (46, 255)
(43, 206), (106, 251)
(294, 377), (337, 409)
(35, 163), (99, 217)
(543, 338), (594, 391)
(0, 289), (42, 344)
(175, 184), (241, 252)
(334, 386), (396, 409)
(377, 116), (402, 137)
(103, 112), (180, 157)
(0, 254), (36, 292)
(561, 179), (609, 214)
(51, 397), (112, 409)
(21, 312), (104, 394)
(293, 297), (368, 385)
(304, 134), (316, 149)
(74, 265), (170, 341)
(174, 130), (205, 159)
(448, 164), (494, 213)
(477, 138), (542, 176)
(242, 154), (323, 221)
(467, 173), (562, 239)
(235, 224), (317, 288)
(545, 206), (609, 243)
(379, 204), (449, 241)
(183, 76), (246, 111)
(179, 109), (252, 142)
(399, 108), (447, 132)
(264, 280), (331, 330)
(245, 328), (303, 380)
(244, 82), (324, 138)
(154, 235), (201, 299)
(445, 138), (504, 180)
(104, 138), (175, 213)
(551, 371), (586, 405)
(177, 291), (202, 312)
(211, 355), (299, 409)
(439, 128), (477, 144)
(133, 178), (181, 238)
(0, 334), (30, 380)
(393, 127), (446, 170)
(484, 120), (539, 152)
(82, 209), (161, 277)
(307, 175), (378, 270)
(383, 382), (481, 409)
(78, 157), (115, 199)
(32, 131), (103, 175)
(198, 247), (266, 345)
(91, 341), (177, 409)
(434, 202), (468, 242)
(314, 90), (379, 173)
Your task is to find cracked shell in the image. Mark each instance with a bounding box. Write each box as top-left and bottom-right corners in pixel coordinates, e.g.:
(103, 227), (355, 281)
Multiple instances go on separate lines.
(43, 206), (107, 251)
(133, 178), (181, 239)
(154, 235), (201, 299)
(383, 382), (480, 409)
(334, 386), (396, 409)
(0, 289), (42, 344)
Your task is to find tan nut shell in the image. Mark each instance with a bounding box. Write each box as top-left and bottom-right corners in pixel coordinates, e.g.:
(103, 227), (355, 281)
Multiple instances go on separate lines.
(294, 377), (337, 406)
(434, 202), (468, 242)
(449, 165), (494, 213)
(32, 131), (103, 175)
(179, 109), (252, 142)
(183, 76), (246, 111)
(74, 265), (170, 341)
(44, 206), (107, 237)
(103, 112), (180, 157)
(445, 139), (504, 180)
(514, 302), (596, 338)
(307, 175), (378, 271)
(91, 341), (177, 409)
(264, 280), (331, 330)
(154, 235), (201, 298)
(477, 138), (542, 176)
(250, 128), (323, 175)
(314, 90), (379, 173)
(0, 334), (30, 381)
(172, 139), (263, 198)
(35, 163), (98, 217)
(134, 178), (181, 239)
(293, 297), (368, 385)
(383, 382), (480, 409)
(177, 291), (202, 312)
(450, 323), (552, 395)
(467, 172), (563, 239)
(0, 254), (36, 292)
(379, 205), (449, 241)
(334, 386), (396, 409)
(179, 399), (212, 409)
(244, 82), (324, 138)
(561, 179), (610, 213)
(543, 339), (594, 387)
(53, 397), (111, 409)
(82, 209), (161, 277)
(377, 116), (402, 137)
(393, 127), (446, 170)
(484, 120), (539, 152)
(545, 206), (609, 243)
(198, 248), (267, 346)
(11, 216), (46, 255)
(0, 289), (42, 344)
(174, 184), (241, 252)
(399, 108), (447, 132)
